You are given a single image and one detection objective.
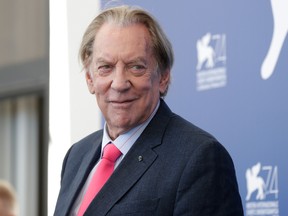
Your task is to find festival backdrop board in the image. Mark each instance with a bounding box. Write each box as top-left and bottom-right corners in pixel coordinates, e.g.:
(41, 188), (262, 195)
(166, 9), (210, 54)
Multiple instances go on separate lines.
(101, 1), (288, 215)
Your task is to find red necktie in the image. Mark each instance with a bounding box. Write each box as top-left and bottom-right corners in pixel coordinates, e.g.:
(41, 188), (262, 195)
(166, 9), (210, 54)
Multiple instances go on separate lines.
(77, 143), (122, 216)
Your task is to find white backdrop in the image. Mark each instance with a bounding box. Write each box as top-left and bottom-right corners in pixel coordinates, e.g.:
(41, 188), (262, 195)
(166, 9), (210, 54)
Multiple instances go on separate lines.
(48, 0), (101, 214)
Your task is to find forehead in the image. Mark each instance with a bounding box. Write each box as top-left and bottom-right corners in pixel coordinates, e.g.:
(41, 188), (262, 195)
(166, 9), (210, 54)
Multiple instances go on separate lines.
(93, 23), (153, 55)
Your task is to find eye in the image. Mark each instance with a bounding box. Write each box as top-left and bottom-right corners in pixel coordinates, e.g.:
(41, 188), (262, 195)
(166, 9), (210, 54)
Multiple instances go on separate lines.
(133, 65), (145, 70)
(128, 64), (146, 76)
(97, 65), (113, 76)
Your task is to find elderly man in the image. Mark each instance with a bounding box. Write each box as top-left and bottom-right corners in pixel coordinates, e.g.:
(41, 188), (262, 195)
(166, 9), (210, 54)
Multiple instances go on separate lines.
(54, 5), (243, 216)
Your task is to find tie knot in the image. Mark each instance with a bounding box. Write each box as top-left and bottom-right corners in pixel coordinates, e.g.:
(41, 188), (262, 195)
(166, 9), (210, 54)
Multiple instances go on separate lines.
(102, 143), (122, 162)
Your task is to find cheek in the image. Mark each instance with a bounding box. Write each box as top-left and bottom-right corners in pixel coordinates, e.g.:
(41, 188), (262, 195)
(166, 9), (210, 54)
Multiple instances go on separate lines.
(93, 77), (111, 94)
(93, 79), (111, 108)
(140, 72), (160, 89)
(148, 74), (161, 93)
(135, 80), (156, 97)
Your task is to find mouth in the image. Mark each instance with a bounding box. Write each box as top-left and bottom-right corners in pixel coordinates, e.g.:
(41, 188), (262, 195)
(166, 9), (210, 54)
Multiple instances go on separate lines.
(109, 98), (136, 107)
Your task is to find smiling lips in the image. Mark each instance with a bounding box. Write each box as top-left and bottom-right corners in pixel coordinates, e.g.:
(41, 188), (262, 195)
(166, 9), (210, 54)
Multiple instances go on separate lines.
(109, 98), (137, 108)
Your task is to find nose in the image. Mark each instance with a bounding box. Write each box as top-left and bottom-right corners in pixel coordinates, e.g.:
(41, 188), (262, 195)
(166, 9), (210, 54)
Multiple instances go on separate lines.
(110, 65), (131, 92)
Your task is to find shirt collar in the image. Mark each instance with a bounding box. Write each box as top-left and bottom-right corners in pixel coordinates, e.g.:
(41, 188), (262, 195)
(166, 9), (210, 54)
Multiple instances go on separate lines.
(102, 100), (160, 155)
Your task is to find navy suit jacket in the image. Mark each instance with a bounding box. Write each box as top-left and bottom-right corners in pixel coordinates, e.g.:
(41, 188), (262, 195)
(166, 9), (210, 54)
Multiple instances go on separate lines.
(54, 100), (243, 216)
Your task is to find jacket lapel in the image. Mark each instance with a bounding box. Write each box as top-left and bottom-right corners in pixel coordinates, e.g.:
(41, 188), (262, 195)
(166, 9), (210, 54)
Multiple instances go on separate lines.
(84, 100), (173, 216)
(63, 133), (103, 215)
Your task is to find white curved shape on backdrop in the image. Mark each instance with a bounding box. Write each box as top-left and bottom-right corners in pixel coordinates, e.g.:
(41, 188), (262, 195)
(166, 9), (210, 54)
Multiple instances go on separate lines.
(261, 0), (288, 80)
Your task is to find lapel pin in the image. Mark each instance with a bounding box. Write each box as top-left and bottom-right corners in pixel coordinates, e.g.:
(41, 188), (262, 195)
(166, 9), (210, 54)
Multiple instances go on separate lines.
(138, 156), (143, 162)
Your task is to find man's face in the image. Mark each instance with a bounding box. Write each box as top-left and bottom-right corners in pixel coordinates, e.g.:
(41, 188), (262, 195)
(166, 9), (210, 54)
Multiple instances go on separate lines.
(86, 23), (169, 139)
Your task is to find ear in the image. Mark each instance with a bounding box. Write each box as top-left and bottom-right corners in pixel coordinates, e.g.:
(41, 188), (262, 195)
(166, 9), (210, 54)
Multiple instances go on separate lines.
(85, 71), (95, 94)
(159, 70), (170, 95)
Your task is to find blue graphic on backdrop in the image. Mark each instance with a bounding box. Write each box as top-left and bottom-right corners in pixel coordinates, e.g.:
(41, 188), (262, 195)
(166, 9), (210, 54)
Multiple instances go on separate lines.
(101, 1), (287, 215)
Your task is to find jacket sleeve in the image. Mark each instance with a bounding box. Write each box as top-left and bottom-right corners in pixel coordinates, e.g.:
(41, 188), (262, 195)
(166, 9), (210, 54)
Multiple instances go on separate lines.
(173, 140), (244, 216)
(60, 146), (73, 184)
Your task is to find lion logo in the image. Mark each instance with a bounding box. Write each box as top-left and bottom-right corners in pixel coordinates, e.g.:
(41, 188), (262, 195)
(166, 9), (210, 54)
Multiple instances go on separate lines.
(196, 33), (215, 70)
(246, 162), (266, 201)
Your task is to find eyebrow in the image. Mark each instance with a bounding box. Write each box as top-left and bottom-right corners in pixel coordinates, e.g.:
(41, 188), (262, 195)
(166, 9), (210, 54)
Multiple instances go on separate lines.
(94, 57), (114, 64)
(94, 57), (148, 65)
(125, 57), (148, 65)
